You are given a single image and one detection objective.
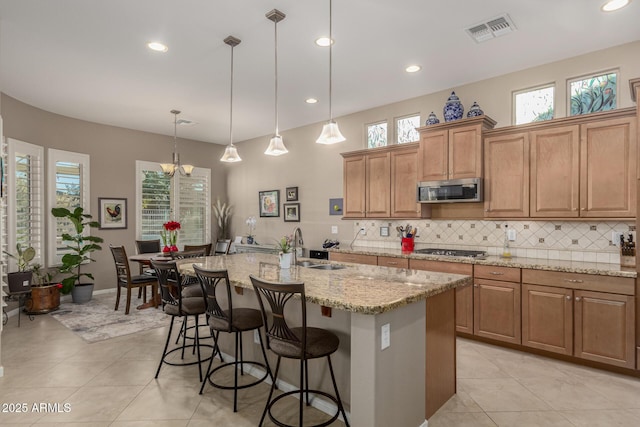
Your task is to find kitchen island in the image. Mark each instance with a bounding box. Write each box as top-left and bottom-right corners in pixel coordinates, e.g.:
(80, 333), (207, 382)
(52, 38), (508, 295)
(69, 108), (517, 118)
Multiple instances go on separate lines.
(178, 252), (472, 427)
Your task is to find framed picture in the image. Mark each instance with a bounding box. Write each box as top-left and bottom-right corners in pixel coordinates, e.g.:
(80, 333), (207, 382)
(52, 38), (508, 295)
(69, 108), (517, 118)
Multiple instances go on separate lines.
(286, 186), (298, 201)
(329, 198), (343, 215)
(259, 190), (280, 217)
(98, 197), (127, 229)
(284, 203), (300, 222)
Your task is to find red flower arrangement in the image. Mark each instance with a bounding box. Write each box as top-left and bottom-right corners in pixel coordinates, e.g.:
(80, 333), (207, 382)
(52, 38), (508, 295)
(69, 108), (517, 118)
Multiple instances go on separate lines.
(161, 221), (181, 252)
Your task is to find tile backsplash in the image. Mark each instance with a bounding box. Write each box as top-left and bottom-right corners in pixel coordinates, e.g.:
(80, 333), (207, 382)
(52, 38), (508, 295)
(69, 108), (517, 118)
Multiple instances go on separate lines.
(351, 220), (636, 264)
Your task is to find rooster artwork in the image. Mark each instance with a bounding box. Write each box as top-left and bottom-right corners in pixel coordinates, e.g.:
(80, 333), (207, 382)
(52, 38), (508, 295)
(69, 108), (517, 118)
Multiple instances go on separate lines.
(98, 198), (127, 229)
(106, 204), (121, 220)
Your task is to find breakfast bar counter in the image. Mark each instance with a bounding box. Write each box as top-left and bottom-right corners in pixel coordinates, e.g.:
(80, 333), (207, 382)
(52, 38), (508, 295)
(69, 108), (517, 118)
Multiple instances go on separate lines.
(178, 253), (471, 426)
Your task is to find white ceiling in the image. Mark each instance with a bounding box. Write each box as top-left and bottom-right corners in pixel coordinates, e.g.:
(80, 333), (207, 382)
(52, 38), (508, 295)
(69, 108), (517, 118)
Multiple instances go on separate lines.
(0, 0), (638, 145)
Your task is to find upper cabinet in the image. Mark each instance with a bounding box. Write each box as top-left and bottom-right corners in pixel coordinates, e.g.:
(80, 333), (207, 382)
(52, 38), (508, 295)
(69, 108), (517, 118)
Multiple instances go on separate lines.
(417, 116), (497, 181)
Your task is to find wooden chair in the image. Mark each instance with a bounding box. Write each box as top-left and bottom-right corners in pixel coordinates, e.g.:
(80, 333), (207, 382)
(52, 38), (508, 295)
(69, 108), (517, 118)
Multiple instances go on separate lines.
(250, 275), (350, 427)
(135, 239), (161, 300)
(213, 239), (231, 255)
(109, 245), (158, 315)
(184, 243), (213, 256)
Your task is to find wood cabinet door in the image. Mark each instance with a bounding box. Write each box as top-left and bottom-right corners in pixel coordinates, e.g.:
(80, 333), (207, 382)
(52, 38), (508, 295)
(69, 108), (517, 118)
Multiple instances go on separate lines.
(484, 132), (529, 217)
(328, 252), (378, 265)
(419, 130), (448, 181)
(449, 124), (483, 179)
(574, 290), (635, 369)
(391, 147), (421, 218)
(522, 284), (573, 355)
(365, 151), (391, 217)
(579, 117), (637, 218)
(343, 154), (366, 218)
(530, 125), (580, 217)
(473, 278), (521, 344)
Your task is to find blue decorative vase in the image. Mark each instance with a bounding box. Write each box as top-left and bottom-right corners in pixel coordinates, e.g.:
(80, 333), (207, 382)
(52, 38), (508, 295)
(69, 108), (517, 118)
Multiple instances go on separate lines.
(467, 101), (484, 118)
(443, 91), (464, 122)
(425, 111), (440, 125)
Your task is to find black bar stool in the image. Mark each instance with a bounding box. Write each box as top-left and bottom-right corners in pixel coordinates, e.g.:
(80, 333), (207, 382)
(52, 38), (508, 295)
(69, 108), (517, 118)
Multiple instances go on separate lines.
(250, 274), (350, 427)
(194, 265), (273, 412)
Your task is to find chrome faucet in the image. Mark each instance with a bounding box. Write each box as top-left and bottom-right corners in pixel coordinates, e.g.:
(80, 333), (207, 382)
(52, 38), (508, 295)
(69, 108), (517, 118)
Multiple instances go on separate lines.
(292, 227), (304, 266)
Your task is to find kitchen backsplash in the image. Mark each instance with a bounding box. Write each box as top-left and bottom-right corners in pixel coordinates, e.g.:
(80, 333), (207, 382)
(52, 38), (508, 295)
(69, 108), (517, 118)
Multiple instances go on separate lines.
(351, 220), (636, 264)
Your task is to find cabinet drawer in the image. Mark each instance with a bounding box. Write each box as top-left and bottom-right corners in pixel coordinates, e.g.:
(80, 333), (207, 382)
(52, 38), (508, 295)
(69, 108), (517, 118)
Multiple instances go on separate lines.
(522, 269), (634, 295)
(377, 256), (409, 268)
(329, 252), (378, 265)
(474, 265), (520, 283)
(409, 259), (473, 275)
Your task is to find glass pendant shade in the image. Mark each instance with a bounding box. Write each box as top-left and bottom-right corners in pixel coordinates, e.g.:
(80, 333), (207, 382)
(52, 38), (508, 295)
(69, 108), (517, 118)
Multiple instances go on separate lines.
(220, 144), (242, 162)
(316, 121), (346, 144)
(160, 163), (176, 177)
(264, 134), (288, 156)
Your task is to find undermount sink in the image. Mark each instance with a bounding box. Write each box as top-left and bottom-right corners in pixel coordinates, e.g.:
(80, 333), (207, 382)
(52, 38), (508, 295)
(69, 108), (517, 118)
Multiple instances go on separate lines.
(296, 261), (346, 270)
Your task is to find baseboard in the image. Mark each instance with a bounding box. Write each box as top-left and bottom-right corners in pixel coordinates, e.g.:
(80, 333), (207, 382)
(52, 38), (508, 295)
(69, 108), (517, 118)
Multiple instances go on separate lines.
(217, 350), (351, 424)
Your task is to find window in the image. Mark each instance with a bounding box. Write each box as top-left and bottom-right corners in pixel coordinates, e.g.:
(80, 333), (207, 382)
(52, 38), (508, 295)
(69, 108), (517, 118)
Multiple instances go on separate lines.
(7, 139), (44, 270)
(47, 149), (90, 266)
(367, 121), (387, 148)
(136, 161), (211, 247)
(513, 84), (554, 125)
(396, 114), (420, 144)
(568, 70), (617, 116)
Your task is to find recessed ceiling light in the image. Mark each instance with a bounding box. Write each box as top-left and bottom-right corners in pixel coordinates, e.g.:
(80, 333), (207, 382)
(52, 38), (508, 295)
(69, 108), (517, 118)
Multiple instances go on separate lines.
(147, 41), (168, 52)
(315, 37), (333, 47)
(305, 98), (319, 104)
(405, 65), (422, 73)
(601, 0), (630, 11)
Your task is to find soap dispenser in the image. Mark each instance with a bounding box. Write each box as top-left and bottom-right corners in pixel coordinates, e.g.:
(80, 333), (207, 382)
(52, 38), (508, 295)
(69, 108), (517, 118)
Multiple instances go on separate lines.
(502, 224), (512, 258)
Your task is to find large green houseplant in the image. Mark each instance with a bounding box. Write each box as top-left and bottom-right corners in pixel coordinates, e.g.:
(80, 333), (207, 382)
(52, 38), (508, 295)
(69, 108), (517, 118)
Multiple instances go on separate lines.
(51, 207), (104, 300)
(3, 243), (36, 293)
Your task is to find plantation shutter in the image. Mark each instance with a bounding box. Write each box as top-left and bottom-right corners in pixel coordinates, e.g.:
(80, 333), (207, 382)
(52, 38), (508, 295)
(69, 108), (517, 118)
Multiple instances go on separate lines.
(176, 169), (210, 246)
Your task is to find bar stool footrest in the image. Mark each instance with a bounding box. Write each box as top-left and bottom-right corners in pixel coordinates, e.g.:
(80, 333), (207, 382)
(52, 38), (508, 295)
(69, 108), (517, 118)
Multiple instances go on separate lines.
(162, 344), (214, 367)
(206, 360), (269, 390)
(267, 389), (340, 427)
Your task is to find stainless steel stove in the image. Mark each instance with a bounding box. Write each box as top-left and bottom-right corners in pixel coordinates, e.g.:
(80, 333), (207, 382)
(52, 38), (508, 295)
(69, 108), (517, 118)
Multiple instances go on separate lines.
(413, 248), (487, 259)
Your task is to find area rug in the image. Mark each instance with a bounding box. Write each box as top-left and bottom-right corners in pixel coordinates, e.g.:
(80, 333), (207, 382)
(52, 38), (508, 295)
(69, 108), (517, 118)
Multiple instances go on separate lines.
(49, 290), (167, 343)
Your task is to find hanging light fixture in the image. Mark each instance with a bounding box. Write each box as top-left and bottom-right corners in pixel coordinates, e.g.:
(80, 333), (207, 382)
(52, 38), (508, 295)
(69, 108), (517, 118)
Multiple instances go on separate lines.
(160, 110), (194, 177)
(264, 9), (288, 156)
(316, 0), (345, 145)
(220, 35), (242, 163)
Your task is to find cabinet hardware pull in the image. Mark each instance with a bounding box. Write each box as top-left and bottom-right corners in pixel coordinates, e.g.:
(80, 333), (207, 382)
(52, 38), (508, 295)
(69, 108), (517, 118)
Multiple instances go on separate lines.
(565, 295), (571, 300)
(563, 279), (584, 283)
(489, 271), (504, 275)
(575, 296), (582, 302)
(473, 284), (478, 288)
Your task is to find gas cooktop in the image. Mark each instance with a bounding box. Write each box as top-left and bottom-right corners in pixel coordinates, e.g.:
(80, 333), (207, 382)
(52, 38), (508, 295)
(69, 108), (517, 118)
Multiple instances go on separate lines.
(413, 248), (487, 259)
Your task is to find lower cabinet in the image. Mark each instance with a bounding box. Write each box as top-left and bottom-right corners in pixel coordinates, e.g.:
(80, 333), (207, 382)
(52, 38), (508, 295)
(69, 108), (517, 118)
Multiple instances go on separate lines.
(473, 278), (521, 344)
(522, 270), (635, 369)
(329, 252), (377, 265)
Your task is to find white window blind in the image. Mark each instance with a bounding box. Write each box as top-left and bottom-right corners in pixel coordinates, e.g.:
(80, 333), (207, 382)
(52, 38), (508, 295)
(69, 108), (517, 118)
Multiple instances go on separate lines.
(136, 161), (211, 247)
(7, 138), (44, 270)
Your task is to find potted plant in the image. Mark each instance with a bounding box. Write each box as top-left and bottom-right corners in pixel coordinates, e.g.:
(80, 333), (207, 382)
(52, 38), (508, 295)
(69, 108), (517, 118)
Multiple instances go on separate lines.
(25, 263), (62, 314)
(3, 243), (36, 293)
(213, 198), (233, 241)
(51, 206), (104, 303)
(246, 216), (257, 244)
(275, 235), (293, 269)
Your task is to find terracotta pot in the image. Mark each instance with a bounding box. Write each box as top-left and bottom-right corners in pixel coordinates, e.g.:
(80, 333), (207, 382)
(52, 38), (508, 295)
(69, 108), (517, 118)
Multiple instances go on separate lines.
(25, 284), (60, 314)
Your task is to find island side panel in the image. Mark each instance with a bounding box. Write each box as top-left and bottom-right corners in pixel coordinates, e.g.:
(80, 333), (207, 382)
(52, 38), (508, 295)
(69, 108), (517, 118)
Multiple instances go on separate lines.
(351, 300), (427, 427)
(425, 287), (456, 419)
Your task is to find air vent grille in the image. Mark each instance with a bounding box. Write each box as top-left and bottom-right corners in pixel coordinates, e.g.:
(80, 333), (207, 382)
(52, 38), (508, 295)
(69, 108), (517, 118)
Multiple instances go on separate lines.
(466, 14), (516, 43)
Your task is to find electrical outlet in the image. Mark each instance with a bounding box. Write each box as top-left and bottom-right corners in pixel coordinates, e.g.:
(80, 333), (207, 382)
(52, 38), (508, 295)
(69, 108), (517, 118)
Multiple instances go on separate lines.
(381, 323), (390, 350)
(360, 227), (366, 236)
(507, 229), (516, 241)
(254, 329), (260, 344)
(380, 226), (389, 237)
(612, 231), (624, 246)
(331, 225), (338, 234)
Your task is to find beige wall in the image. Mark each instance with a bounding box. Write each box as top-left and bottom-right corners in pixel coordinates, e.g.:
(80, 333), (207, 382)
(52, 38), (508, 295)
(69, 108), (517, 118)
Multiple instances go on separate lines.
(228, 40), (640, 251)
(1, 94), (227, 291)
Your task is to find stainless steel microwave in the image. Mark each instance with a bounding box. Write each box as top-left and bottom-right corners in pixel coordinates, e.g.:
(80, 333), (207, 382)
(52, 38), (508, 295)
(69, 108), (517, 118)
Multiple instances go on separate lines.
(417, 177), (482, 203)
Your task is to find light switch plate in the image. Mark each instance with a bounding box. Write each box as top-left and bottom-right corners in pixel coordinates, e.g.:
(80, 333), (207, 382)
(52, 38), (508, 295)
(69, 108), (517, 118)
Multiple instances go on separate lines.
(331, 226), (338, 234)
(507, 229), (516, 241)
(381, 323), (390, 350)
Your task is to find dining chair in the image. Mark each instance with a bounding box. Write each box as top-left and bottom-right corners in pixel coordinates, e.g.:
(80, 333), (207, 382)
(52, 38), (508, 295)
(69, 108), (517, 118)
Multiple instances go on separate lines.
(213, 239), (232, 255)
(194, 265), (273, 412)
(152, 260), (212, 382)
(184, 243), (213, 256)
(109, 245), (158, 315)
(250, 275), (350, 427)
(135, 239), (161, 300)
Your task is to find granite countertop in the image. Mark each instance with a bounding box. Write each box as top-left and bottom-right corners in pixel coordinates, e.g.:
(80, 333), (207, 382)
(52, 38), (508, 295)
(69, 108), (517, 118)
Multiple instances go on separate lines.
(176, 252), (471, 315)
(329, 246), (637, 279)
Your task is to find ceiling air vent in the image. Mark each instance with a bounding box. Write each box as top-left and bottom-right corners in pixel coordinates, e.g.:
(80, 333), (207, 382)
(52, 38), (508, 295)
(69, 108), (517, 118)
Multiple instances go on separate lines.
(465, 14), (516, 43)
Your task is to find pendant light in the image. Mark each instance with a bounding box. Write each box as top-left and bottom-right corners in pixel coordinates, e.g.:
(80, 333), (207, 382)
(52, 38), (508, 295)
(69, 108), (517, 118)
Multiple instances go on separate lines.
(264, 9), (288, 156)
(316, 0), (345, 145)
(220, 35), (242, 163)
(160, 110), (194, 177)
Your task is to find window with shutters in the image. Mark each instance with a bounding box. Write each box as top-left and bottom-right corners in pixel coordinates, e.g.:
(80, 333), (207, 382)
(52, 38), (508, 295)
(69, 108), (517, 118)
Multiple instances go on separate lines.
(47, 149), (90, 266)
(7, 139), (44, 270)
(136, 161), (211, 247)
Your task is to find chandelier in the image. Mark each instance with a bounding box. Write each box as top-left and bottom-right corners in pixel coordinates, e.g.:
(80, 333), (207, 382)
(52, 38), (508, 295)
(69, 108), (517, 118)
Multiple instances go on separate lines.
(160, 110), (194, 177)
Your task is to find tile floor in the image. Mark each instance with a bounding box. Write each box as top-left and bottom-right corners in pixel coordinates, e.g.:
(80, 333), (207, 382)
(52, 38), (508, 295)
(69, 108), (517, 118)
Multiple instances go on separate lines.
(2, 313), (640, 426)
